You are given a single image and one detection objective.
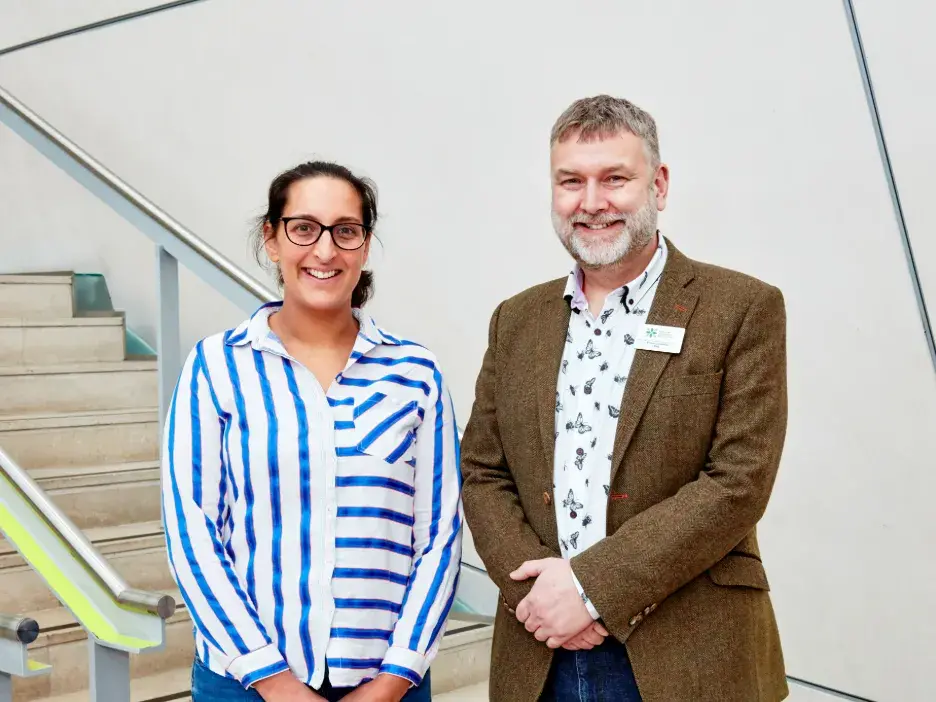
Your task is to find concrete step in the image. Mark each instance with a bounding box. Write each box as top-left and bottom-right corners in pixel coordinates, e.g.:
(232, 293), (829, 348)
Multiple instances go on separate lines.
(0, 315), (126, 367)
(0, 274), (74, 320)
(0, 361), (158, 415)
(435, 681), (488, 701)
(0, 520), (172, 614)
(24, 592), (491, 702)
(0, 408), (159, 469)
(30, 665), (190, 702)
(30, 461), (161, 529)
(427, 621), (493, 696)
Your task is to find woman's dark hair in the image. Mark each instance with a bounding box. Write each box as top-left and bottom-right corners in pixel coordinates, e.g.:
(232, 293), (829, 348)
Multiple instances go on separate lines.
(251, 160), (378, 308)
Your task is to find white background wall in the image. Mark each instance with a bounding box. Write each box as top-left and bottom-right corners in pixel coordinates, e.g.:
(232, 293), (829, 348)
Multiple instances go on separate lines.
(852, 0), (936, 331)
(1, 2), (934, 700)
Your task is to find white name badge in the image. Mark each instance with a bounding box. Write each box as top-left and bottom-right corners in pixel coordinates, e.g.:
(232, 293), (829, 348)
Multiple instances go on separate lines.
(635, 324), (685, 354)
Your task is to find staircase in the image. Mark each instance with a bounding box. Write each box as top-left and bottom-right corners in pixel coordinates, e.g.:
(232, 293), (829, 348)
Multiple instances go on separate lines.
(0, 273), (491, 701)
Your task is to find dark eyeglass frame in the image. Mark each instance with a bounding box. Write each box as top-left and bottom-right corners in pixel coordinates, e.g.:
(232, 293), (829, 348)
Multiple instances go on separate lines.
(279, 216), (371, 251)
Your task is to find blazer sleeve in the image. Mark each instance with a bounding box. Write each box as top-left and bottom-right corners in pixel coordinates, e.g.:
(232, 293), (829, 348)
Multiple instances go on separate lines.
(461, 301), (558, 610)
(570, 285), (788, 637)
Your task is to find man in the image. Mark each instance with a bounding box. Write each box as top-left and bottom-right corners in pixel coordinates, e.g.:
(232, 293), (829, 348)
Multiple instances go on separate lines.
(460, 95), (788, 702)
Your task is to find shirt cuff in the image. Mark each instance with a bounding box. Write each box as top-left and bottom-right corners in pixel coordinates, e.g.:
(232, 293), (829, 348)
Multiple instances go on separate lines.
(226, 643), (290, 689)
(571, 570), (601, 620)
(379, 646), (428, 686)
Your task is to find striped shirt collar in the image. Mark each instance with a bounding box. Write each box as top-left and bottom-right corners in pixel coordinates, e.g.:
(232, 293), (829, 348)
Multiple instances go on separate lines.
(562, 235), (668, 313)
(224, 301), (404, 350)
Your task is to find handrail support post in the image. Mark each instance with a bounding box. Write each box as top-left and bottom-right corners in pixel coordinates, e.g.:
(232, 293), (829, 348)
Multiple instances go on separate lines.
(89, 640), (130, 702)
(156, 245), (181, 429)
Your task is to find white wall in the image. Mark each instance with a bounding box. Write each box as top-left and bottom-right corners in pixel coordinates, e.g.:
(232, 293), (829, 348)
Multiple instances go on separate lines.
(851, 0), (936, 332)
(1, 1), (934, 700)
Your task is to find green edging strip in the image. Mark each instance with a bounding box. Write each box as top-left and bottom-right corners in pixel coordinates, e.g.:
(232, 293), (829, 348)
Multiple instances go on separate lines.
(451, 599), (477, 615)
(73, 273), (156, 357)
(0, 499), (158, 651)
(72, 273), (114, 313)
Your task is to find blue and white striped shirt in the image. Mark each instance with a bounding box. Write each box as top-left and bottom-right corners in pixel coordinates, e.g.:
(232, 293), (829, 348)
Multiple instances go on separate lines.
(161, 302), (463, 690)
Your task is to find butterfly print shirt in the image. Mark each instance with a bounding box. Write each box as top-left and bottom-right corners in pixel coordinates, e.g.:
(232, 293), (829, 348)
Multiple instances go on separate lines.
(553, 239), (668, 615)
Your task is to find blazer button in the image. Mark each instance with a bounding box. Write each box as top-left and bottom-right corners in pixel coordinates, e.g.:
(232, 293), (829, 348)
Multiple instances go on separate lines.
(543, 491), (552, 506)
(629, 616), (639, 627)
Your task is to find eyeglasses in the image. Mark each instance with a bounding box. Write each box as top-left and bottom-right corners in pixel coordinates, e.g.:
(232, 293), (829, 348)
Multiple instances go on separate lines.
(280, 217), (369, 251)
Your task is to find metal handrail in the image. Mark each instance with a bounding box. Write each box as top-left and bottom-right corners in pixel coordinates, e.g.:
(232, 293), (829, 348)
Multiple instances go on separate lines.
(0, 84), (276, 306)
(0, 615), (38, 645)
(0, 446), (174, 619)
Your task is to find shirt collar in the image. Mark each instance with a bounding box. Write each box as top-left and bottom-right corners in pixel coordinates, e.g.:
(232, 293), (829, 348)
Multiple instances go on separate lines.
(224, 301), (403, 350)
(562, 235), (668, 313)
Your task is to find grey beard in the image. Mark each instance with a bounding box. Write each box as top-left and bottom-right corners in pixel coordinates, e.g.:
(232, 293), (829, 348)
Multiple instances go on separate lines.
(553, 196), (658, 269)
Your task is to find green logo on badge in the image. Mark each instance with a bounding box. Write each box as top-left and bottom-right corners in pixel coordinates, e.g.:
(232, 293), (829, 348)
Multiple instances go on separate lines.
(647, 328), (658, 338)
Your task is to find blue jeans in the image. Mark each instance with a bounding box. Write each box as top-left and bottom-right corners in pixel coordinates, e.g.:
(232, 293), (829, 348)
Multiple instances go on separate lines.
(540, 637), (642, 702)
(191, 658), (431, 702)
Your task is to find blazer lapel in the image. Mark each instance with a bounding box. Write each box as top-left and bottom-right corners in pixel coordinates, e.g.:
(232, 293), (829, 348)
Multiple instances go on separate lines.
(535, 284), (572, 470)
(610, 241), (699, 483)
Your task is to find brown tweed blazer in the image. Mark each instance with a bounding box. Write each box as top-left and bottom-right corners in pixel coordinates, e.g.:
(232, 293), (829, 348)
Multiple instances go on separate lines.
(461, 240), (788, 702)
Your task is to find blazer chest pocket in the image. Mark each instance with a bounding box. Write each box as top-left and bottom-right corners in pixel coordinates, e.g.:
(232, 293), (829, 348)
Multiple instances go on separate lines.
(708, 553), (770, 591)
(347, 395), (420, 465)
(657, 370), (724, 398)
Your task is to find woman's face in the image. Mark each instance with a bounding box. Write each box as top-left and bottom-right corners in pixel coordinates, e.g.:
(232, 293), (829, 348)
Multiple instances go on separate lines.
(264, 176), (370, 313)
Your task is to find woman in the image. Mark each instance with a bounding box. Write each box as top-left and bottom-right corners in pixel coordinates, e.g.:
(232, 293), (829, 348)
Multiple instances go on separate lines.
(161, 161), (462, 702)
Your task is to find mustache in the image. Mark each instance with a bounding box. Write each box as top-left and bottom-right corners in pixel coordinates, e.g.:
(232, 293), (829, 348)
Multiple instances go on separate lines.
(566, 212), (627, 226)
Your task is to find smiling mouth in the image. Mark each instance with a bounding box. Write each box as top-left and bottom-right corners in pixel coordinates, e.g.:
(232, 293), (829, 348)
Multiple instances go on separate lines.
(302, 268), (340, 280)
(574, 221), (624, 231)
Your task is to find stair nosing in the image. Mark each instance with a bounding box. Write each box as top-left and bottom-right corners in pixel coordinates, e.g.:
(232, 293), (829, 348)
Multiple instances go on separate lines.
(0, 360), (157, 377)
(0, 407), (158, 430)
(0, 273), (73, 285)
(0, 519), (164, 560)
(0, 316), (122, 327)
(29, 461), (160, 481)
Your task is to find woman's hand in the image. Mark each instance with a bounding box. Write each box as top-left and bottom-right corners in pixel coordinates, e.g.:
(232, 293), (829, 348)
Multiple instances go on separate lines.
(254, 670), (325, 701)
(340, 673), (413, 702)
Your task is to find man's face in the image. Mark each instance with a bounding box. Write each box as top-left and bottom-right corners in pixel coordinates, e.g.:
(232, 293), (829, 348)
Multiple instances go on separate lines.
(551, 129), (668, 268)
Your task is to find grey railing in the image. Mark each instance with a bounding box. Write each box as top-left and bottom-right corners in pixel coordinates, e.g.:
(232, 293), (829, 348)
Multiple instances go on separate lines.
(0, 616), (38, 645)
(0, 613), (44, 698)
(0, 445), (174, 702)
(0, 446), (174, 619)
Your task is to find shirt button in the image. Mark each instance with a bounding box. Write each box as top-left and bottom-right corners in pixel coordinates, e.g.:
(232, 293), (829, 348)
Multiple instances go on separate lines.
(594, 328), (602, 336)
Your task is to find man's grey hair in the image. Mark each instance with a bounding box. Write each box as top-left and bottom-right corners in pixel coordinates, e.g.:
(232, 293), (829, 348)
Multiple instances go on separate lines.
(550, 95), (661, 170)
